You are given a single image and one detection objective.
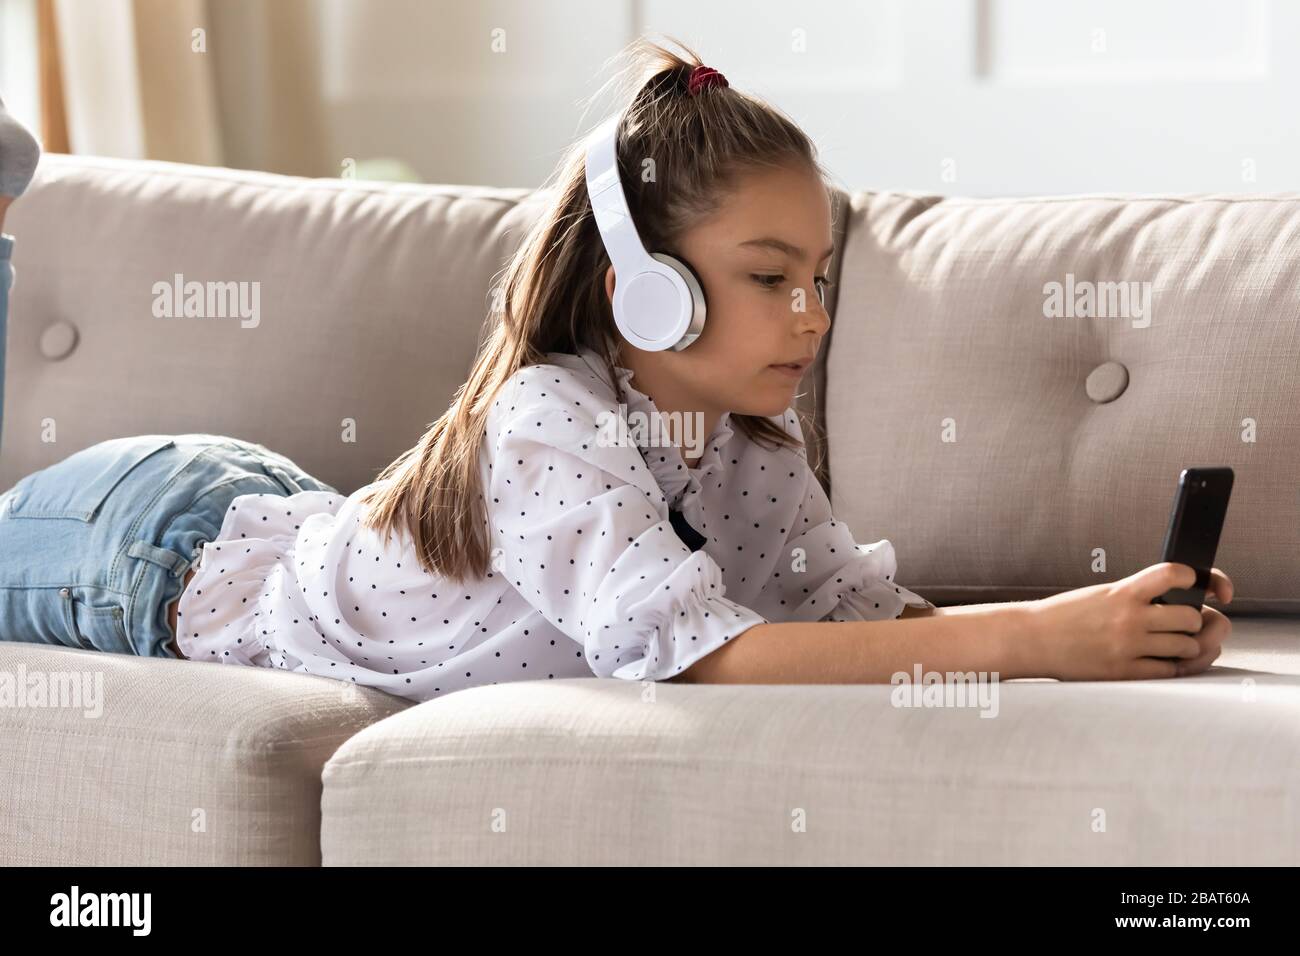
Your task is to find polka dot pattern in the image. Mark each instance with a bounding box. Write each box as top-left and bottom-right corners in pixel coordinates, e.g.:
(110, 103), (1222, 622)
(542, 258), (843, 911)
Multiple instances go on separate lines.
(175, 346), (930, 702)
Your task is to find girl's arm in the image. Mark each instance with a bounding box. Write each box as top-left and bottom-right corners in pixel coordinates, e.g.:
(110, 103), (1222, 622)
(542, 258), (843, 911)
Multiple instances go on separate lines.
(671, 563), (1235, 684)
(670, 602), (1037, 684)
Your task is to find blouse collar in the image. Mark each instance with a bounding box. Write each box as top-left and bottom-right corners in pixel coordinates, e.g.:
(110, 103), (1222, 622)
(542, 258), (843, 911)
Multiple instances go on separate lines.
(574, 344), (734, 508)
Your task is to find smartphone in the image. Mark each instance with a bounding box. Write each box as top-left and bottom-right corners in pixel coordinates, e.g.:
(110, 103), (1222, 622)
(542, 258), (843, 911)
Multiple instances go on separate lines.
(1150, 467), (1234, 613)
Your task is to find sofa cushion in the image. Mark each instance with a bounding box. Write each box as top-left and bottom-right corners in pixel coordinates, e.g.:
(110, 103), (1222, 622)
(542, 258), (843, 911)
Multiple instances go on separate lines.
(320, 615), (1299, 866)
(3, 156), (850, 500)
(0, 643), (408, 865)
(828, 191), (1300, 612)
(1, 155), (848, 499)
(1, 155), (542, 495)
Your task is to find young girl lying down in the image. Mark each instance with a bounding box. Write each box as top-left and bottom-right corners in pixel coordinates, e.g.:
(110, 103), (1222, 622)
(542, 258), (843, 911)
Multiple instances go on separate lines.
(0, 40), (1231, 704)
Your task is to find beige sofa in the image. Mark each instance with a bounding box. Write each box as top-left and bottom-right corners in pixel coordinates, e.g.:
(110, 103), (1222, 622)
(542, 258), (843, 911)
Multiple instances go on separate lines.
(1, 155), (1296, 865)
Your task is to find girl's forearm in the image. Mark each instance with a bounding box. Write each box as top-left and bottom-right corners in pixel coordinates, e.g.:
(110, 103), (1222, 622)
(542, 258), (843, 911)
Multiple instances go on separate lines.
(672, 603), (1040, 685)
(934, 600), (1034, 616)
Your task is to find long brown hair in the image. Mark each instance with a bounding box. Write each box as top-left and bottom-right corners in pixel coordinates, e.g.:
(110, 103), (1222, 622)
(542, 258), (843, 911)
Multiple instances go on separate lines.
(359, 35), (832, 583)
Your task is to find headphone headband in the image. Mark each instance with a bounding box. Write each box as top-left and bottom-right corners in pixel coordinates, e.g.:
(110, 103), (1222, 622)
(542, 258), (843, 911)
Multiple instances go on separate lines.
(585, 115), (653, 277)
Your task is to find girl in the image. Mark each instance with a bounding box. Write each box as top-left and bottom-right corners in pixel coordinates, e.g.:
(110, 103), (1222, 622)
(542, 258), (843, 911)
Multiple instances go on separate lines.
(0, 39), (1232, 703)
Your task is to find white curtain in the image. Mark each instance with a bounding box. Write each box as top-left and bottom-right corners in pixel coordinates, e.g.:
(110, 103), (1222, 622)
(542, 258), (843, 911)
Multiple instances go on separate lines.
(53, 0), (329, 175)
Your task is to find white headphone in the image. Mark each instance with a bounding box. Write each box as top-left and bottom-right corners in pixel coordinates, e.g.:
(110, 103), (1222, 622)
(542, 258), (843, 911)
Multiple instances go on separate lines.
(584, 113), (707, 352)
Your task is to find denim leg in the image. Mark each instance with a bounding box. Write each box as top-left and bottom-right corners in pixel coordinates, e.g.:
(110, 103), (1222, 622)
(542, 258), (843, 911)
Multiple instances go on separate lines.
(0, 434), (337, 658)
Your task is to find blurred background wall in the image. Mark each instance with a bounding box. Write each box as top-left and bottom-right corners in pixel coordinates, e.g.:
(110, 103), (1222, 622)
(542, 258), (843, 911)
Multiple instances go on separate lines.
(1, 0), (1295, 195)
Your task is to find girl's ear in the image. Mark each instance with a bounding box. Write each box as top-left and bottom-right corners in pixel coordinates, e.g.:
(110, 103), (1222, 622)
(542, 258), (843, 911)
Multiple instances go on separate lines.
(604, 265), (616, 303)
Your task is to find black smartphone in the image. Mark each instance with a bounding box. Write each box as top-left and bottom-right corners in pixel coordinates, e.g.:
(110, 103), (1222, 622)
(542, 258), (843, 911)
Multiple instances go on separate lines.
(1150, 467), (1234, 613)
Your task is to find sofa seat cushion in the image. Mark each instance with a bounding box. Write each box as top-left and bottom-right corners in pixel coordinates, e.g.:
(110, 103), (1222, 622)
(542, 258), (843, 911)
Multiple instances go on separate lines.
(0, 643), (409, 865)
(321, 615), (1299, 865)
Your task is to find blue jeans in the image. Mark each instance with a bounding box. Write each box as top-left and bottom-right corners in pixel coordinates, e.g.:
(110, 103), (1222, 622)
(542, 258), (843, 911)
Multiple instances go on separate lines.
(0, 434), (338, 659)
(0, 237), (338, 659)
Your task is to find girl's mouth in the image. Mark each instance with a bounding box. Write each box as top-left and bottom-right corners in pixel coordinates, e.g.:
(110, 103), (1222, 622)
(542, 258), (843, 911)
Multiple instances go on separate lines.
(768, 362), (807, 378)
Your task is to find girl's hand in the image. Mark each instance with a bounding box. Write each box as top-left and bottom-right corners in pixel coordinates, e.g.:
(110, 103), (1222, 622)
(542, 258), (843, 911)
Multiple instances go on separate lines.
(1026, 562), (1234, 681)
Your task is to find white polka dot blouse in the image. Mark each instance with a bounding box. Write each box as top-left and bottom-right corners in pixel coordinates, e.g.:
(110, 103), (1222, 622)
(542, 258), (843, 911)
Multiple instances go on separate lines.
(175, 345), (933, 702)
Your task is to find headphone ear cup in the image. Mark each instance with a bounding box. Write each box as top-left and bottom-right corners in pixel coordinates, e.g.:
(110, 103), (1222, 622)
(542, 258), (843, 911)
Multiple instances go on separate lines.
(649, 252), (707, 351)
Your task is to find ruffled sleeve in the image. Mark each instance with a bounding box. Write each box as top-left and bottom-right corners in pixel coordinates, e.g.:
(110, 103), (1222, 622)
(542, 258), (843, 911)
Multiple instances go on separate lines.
(484, 367), (770, 681)
(754, 416), (934, 624)
(176, 489), (342, 666)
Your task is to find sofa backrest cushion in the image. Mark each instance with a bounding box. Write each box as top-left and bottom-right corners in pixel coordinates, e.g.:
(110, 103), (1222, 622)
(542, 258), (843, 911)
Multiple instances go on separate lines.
(2, 156), (842, 498)
(1, 156), (547, 495)
(828, 191), (1300, 612)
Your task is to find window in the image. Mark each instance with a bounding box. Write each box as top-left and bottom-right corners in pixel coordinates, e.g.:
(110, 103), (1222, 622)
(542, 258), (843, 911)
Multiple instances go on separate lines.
(0, 0), (40, 133)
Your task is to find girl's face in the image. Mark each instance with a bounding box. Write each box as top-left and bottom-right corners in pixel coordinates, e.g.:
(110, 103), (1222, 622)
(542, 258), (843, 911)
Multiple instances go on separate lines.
(609, 162), (834, 422)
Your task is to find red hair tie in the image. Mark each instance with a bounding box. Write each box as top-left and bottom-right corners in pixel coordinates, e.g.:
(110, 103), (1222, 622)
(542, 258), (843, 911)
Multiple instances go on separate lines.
(687, 64), (728, 96)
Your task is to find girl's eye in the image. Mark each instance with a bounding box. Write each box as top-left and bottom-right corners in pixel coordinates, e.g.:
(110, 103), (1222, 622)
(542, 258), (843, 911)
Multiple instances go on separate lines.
(751, 274), (836, 301)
